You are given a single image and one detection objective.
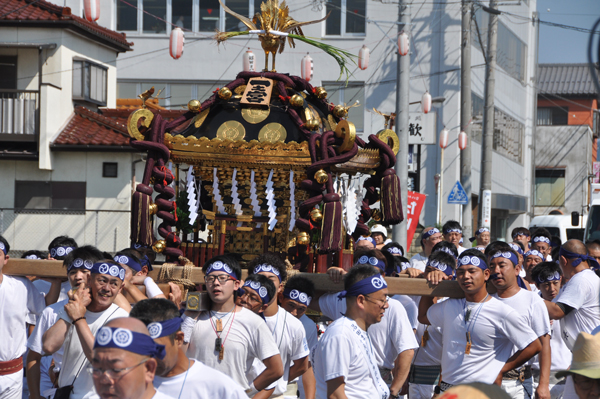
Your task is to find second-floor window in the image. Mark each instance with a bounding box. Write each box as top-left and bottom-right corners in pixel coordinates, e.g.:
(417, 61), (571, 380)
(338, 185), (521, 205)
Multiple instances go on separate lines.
(116, 0), (271, 34)
(325, 0), (366, 36)
(73, 60), (107, 106)
(537, 107), (568, 126)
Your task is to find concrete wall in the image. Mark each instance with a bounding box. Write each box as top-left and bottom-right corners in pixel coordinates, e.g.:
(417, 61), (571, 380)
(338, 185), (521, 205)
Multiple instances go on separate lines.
(534, 125), (593, 217)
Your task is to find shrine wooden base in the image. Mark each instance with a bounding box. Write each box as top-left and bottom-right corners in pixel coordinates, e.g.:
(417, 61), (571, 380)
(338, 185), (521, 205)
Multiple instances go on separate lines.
(4, 258), (472, 298)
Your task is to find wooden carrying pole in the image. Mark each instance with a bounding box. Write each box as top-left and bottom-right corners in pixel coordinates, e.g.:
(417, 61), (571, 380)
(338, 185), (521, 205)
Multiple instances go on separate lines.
(4, 258), (468, 298)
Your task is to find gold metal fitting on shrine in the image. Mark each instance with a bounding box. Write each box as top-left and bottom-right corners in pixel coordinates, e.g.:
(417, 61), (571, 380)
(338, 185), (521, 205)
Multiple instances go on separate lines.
(152, 239), (166, 253)
(297, 231), (310, 245)
(148, 202), (158, 215)
(314, 87), (327, 100)
(305, 118), (320, 131)
(290, 94), (304, 107)
(187, 99), (201, 112)
(310, 208), (323, 223)
(314, 169), (328, 184)
(333, 104), (348, 118)
(218, 87), (233, 100)
(371, 209), (382, 221)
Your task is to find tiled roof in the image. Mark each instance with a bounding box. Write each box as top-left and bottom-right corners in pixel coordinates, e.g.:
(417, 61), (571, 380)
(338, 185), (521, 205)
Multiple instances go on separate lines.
(538, 63), (599, 97)
(0, 0), (132, 52)
(52, 106), (187, 149)
(52, 106), (131, 148)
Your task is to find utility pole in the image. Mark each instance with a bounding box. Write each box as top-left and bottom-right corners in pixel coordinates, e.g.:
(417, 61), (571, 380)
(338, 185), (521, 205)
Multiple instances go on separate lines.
(460, 0), (472, 237)
(478, 0), (499, 229)
(392, 0), (410, 248)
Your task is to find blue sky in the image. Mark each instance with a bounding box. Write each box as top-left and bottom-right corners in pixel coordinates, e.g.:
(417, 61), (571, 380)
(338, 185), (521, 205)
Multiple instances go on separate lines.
(537, 0), (600, 64)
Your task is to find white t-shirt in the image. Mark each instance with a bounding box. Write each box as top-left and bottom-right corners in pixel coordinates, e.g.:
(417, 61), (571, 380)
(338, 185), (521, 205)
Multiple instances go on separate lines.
(413, 324), (443, 367)
(409, 253), (427, 272)
(319, 294), (418, 369)
(313, 316), (385, 399)
(57, 304), (129, 399)
(549, 318), (572, 372)
(152, 390), (175, 399)
(154, 358), (247, 399)
(392, 295), (418, 330)
(33, 280), (71, 303)
(184, 306), (280, 390)
(27, 300), (67, 372)
(427, 297), (538, 385)
(248, 307), (309, 395)
(298, 314), (319, 399)
(0, 275), (46, 361)
(555, 269), (600, 350)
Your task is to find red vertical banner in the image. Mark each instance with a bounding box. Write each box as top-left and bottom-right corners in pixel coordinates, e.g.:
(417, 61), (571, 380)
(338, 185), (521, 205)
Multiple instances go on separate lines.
(406, 191), (426, 248)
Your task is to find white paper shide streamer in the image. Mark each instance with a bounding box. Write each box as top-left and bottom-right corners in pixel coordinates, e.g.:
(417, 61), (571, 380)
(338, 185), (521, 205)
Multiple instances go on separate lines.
(266, 169), (277, 230)
(231, 168), (242, 216)
(213, 168), (225, 214)
(187, 167), (198, 226)
(250, 170), (262, 227)
(289, 170), (296, 232)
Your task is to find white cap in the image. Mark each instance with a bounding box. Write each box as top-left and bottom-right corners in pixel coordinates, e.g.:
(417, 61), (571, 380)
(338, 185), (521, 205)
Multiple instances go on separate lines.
(371, 224), (387, 237)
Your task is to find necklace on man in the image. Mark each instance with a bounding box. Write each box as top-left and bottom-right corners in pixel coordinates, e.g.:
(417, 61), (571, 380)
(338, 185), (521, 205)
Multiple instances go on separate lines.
(210, 306), (236, 360)
(463, 294), (489, 355)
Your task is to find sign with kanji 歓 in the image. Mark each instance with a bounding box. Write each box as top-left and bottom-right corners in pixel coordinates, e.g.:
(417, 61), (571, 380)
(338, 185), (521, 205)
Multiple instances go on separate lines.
(408, 112), (436, 145)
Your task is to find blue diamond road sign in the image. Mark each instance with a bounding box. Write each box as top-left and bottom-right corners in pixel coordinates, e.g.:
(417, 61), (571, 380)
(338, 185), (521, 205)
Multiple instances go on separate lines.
(448, 181), (469, 205)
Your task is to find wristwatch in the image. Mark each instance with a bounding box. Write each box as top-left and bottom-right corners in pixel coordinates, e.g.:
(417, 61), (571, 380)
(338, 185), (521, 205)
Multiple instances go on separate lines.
(389, 392), (402, 399)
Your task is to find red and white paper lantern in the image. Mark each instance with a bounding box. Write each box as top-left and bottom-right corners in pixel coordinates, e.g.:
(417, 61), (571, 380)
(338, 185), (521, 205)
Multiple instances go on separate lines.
(169, 27), (184, 60)
(458, 131), (468, 150)
(358, 45), (370, 70)
(301, 53), (313, 82)
(84, 0), (100, 22)
(439, 127), (449, 149)
(243, 48), (255, 72)
(398, 31), (409, 56)
(421, 91), (432, 114)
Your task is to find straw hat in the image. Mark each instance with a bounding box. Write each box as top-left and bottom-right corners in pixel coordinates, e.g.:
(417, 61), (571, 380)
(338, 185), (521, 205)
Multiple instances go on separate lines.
(440, 383), (510, 399)
(556, 331), (600, 379)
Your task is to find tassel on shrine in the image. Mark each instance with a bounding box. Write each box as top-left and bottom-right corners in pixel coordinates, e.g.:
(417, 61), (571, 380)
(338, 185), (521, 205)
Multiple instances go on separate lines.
(131, 191), (153, 246)
(319, 193), (343, 253)
(380, 169), (404, 225)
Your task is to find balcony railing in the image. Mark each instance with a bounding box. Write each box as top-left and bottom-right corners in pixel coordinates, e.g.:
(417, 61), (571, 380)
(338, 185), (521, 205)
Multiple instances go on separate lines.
(0, 90), (39, 141)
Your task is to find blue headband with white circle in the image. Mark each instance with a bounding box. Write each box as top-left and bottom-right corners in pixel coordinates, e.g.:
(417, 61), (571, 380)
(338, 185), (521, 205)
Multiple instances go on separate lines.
(0, 242), (7, 255)
(283, 287), (311, 306)
(524, 249), (544, 259)
(457, 254), (488, 271)
(50, 246), (74, 258)
(355, 255), (386, 271)
(91, 262), (125, 281)
(253, 264), (281, 282)
(427, 258), (454, 276)
(536, 271), (561, 284)
(114, 255), (142, 273)
(508, 243), (524, 255)
(147, 317), (184, 339)
(533, 236), (551, 244)
(67, 258), (94, 272)
(469, 227), (489, 242)
(243, 279), (272, 304)
(422, 228), (440, 240)
(338, 274), (387, 299)
(206, 260), (239, 280)
(94, 327), (165, 359)
(490, 251), (519, 266)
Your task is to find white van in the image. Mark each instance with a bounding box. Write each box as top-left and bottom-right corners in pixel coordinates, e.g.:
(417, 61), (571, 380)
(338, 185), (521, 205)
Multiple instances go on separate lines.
(529, 214), (587, 243)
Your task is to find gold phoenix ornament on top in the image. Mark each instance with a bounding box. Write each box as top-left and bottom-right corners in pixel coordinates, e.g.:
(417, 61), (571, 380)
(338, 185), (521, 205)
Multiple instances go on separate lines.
(215, 0), (355, 79)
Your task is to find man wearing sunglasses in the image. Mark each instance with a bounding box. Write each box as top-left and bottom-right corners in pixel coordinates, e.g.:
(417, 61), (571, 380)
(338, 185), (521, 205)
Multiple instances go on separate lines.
(90, 317), (171, 399)
(181, 255), (283, 396)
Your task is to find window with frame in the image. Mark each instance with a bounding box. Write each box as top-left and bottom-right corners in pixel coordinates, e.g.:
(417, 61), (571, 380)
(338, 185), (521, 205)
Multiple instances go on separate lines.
(117, 0), (275, 34)
(0, 56), (17, 90)
(15, 181), (86, 211)
(322, 82), (364, 131)
(73, 60), (107, 105)
(537, 107), (568, 126)
(326, 0), (366, 36)
(535, 169), (565, 207)
(471, 92), (524, 163)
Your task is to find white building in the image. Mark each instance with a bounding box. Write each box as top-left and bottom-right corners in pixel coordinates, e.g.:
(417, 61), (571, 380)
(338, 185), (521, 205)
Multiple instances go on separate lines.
(0, 0), (140, 253)
(54, 0), (538, 243)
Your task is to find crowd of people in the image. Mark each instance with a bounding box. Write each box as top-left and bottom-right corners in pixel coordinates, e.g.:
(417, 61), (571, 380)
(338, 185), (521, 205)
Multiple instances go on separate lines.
(1, 219), (600, 399)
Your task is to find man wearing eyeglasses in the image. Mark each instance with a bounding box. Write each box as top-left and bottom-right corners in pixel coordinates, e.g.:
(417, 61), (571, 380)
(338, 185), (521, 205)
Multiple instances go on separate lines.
(42, 261), (129, 399)
(236, 274), (276, 316)
(181, 255), (283, 396)
(90, 317), (172, 399)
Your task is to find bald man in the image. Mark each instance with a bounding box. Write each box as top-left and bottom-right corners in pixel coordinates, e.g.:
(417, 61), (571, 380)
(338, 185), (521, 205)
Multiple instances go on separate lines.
(543, 239), (600, 399)
(91, 317), (172, 399)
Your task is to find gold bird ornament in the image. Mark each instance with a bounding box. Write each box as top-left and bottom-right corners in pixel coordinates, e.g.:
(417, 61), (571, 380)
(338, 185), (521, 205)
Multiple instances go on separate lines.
(215, 0), (355, 80)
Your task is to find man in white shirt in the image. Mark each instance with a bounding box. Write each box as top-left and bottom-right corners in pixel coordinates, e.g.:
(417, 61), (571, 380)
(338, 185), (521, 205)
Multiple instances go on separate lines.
(313, 264), (391, 399)
(42, 261), (130, 399)
(311, 260), (417, 399)
(418, 249), (541, 392)
(442, 221), (468, 254)
(91, 317), (173, 399)
(542, 240), (600, 399)
(26, 246), (104, 399)
(409, 227), (443, 273)
(130, 298), (247, 399)
(247, 254), (310, 398)
(182, 255), (283, 395)
(279, 275), (318, 399)
(0, 235), (61, 399)
(486, 246), (551, 399)
(531, 262), (572, 398)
